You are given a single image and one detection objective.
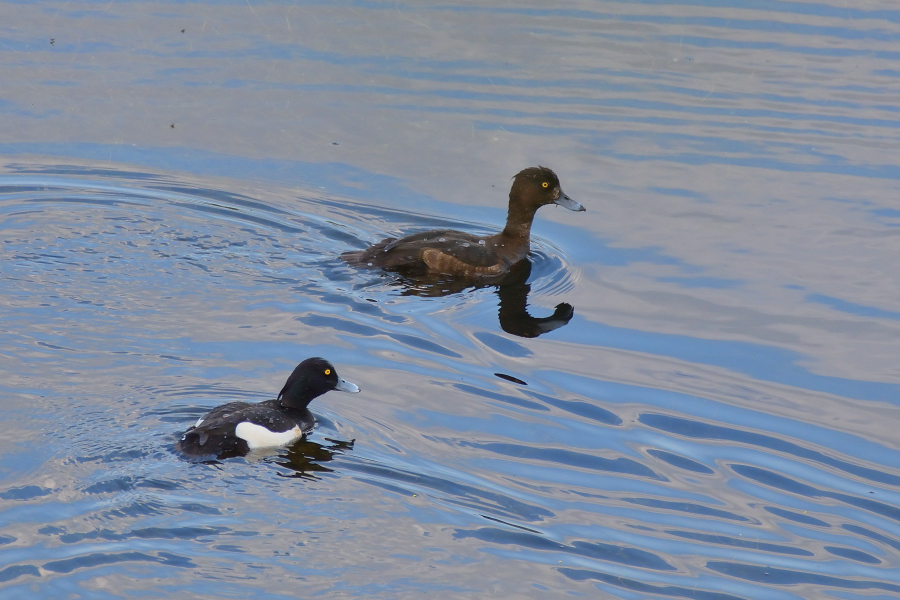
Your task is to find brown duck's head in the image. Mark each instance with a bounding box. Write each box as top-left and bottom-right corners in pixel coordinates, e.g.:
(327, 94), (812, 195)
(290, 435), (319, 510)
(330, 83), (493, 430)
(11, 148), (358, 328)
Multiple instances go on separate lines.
(509, 166), (585, 213)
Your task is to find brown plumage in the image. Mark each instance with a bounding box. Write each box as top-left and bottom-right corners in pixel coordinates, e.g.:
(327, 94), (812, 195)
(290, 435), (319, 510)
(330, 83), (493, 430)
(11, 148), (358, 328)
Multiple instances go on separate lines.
(341, 166), (584, 278)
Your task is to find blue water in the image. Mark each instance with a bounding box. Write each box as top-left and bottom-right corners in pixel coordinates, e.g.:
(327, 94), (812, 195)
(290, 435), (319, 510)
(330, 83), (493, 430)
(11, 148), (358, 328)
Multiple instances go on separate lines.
(2, 1), (899, 598)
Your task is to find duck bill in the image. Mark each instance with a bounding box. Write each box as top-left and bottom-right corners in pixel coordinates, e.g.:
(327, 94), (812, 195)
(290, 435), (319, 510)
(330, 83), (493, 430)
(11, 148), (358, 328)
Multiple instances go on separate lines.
(335, 377), (360, 393)
(554, 190), (585, 212)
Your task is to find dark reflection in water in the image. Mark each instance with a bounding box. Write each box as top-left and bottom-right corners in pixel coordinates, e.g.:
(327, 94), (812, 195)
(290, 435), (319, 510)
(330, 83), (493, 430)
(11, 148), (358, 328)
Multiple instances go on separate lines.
(176, 435), (353, 476)
(271, 438), (355, 479)
(495, 260), (574, 338)
(367, 258), (575, 338)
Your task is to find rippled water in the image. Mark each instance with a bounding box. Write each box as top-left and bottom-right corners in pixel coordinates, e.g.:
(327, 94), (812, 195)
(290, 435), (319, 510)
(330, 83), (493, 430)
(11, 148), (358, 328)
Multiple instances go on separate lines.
(2, 1), (900, 598)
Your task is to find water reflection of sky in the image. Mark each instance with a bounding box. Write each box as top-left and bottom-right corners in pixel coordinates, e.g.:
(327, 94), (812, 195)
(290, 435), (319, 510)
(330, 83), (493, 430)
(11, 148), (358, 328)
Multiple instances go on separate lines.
(3, 0), (900, 598)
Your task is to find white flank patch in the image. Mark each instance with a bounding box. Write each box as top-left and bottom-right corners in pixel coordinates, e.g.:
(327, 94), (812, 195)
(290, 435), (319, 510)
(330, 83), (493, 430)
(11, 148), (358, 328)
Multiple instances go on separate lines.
(234, 422), (303, 449)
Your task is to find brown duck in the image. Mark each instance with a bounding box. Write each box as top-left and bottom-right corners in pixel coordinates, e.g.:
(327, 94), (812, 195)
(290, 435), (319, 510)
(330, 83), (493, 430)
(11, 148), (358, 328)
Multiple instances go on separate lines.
(341, 166), (584, 278)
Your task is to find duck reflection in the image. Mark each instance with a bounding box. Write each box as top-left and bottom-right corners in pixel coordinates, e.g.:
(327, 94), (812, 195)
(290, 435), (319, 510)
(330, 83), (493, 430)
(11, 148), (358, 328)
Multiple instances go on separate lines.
(188, 436), (354, 474)
(388, 258), (574, 338)
(271, 437), (355, 478)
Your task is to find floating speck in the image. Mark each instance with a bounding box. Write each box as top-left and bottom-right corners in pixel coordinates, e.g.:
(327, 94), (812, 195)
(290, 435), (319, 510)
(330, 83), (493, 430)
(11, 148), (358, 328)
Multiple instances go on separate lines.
(438, 237), (446, 242)
(367, 262), (373, 267)
(478, 240), (486, 245)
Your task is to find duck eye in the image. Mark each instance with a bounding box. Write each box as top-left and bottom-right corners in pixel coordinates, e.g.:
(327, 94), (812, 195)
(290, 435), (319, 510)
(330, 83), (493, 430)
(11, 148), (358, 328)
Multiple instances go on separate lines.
(324, 369), (331, 375)
(542, 182), (549, 188)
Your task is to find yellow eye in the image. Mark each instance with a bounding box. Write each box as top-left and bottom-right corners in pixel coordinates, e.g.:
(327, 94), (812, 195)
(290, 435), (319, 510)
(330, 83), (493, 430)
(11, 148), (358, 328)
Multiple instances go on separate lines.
(542, 182), (549, 188)
(324, 369), (331, 375)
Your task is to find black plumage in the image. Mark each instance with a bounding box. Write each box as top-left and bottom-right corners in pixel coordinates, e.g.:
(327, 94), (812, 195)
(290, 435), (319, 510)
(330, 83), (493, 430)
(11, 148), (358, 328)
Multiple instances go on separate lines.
(176, 358), (359, 459)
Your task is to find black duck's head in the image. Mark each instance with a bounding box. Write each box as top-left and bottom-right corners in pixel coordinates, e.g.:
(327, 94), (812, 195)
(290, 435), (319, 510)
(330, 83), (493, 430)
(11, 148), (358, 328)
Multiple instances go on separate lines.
(510, 166), (584, 213)
(278, 357), (360, 409)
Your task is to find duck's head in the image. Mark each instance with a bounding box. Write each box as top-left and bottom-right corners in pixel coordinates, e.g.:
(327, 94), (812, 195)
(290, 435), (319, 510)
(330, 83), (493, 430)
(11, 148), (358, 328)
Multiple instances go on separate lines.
(278, 357), (360, 409)
(510, 166), (585, 212)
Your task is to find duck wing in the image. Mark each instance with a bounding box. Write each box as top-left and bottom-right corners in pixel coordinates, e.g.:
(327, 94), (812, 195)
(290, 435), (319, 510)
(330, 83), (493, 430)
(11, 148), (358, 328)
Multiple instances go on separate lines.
(190, 400), (304, 434)
(178, 400), (310, 457)
(178, 401), (253, 457)
(189, 401), (252, 429)
(343, 229), (504, 274)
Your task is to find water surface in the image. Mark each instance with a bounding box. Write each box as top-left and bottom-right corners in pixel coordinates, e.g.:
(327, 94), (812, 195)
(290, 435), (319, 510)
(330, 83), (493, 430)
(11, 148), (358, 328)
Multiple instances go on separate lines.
(1, 1), (900, 598)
